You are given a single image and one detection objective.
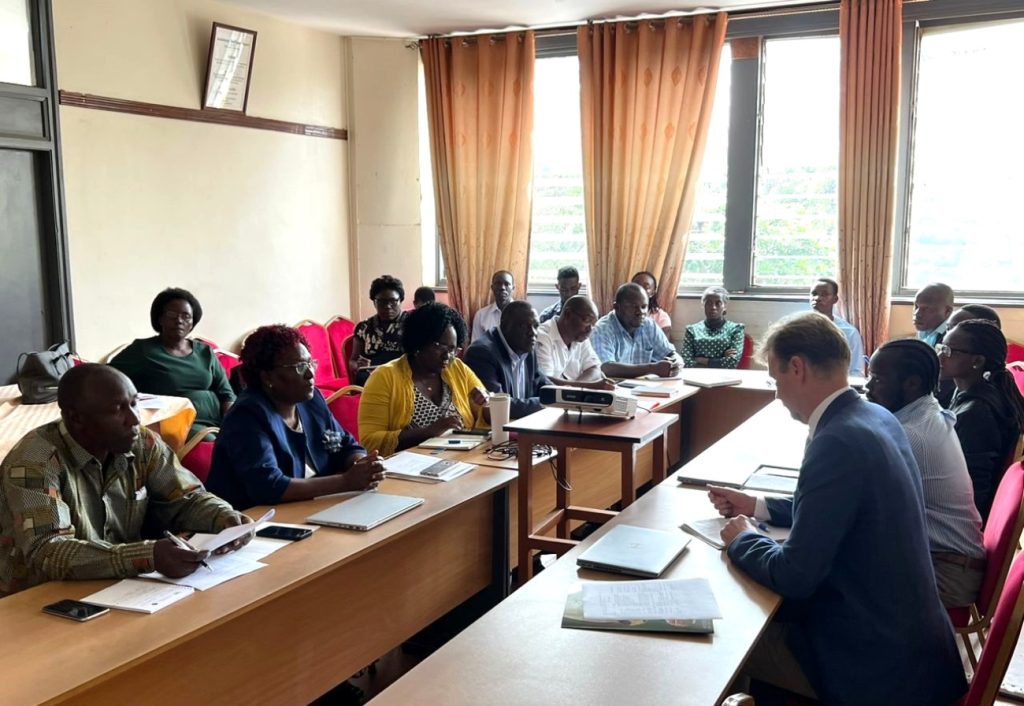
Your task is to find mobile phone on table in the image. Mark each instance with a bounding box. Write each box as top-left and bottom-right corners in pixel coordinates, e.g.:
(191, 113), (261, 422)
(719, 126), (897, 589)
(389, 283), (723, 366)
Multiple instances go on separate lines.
(256, 525), (313, 541)
(42, 599), (109, 622)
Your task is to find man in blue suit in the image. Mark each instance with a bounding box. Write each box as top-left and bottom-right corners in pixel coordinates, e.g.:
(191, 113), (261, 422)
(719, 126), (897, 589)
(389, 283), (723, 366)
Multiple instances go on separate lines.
(708, 311), (966, 705)
(464, 300), (551, 420)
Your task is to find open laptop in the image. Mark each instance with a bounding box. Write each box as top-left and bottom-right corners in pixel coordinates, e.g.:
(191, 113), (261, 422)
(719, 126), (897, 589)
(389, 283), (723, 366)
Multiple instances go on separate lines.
(576, 525), (690, 578)
(306, 492), (424, 531)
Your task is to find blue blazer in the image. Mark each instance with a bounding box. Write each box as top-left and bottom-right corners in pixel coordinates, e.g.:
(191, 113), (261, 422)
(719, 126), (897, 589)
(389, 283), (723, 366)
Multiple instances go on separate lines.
(729, 390), (966, 705)
(206, 388), (364, 510)
(464, 328), (550, 419)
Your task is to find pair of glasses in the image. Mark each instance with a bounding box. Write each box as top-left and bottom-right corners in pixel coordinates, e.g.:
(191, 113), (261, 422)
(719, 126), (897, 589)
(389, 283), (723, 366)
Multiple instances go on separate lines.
(277, 360), (318, 375)
(374, 297), (401, 307)
(163, 312), (193, 323)
(934, 344), (973, 358)
(428, 342), (461, 358)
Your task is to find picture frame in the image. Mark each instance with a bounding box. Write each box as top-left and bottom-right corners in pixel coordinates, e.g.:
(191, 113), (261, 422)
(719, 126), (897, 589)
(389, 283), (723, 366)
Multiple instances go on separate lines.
(202, 22), (257, 113)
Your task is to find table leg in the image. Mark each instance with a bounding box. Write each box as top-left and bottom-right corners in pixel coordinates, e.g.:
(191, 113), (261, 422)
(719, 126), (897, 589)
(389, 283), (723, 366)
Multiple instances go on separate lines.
(620, 444), (636, 508)
(653, 433), (667, 484)
(517, 435), (534, 585)
(489, 486), (510, 603)
(555, 445), (570, 538)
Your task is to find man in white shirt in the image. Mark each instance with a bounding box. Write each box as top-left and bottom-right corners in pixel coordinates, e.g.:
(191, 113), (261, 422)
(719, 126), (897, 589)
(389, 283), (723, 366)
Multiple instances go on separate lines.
(809, 277), (864, 376)
(471, 270), (515, 341)
(535, 296), (614, 390)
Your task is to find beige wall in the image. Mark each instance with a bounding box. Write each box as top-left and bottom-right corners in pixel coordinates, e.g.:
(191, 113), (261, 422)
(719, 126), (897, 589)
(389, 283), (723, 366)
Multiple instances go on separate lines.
(54, 0), (350, 359)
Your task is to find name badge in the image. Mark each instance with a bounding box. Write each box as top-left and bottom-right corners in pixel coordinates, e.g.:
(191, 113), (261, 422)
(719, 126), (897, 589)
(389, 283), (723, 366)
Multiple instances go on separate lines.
(135, 487), (148, 502)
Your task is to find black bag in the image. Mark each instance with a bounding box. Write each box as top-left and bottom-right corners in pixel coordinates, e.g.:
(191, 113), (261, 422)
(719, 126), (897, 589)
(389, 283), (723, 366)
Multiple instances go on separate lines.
(16, 342), (74, 404)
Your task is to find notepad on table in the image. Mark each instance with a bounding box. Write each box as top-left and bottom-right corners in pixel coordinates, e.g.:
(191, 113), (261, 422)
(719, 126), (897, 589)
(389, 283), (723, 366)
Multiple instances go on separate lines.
(384, 451), (474, 483)
(561, 584), (714, 635)
(741, 465), (799, 494)
(630, 384), (675, 398)
(681, 373), (742, 388)
(581, 577), (722, 621)
(681, 516), (790, 550)
(418, 433), (488, 451)
(82, 579), (194, 613)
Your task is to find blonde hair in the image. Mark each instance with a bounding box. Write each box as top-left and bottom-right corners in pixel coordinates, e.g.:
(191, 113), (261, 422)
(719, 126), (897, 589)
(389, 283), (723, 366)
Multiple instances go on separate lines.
(757, 311), (851, 376)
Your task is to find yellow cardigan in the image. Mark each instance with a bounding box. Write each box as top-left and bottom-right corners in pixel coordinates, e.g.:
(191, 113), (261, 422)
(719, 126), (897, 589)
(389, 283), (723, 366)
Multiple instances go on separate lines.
(358, 355), (488, 456)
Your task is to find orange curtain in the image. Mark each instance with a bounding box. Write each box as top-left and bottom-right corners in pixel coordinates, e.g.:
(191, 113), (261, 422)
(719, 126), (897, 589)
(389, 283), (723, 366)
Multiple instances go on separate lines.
(578, 14), (727, 312)
(421, 33), (535, 323)
(838, 0), (902, 354)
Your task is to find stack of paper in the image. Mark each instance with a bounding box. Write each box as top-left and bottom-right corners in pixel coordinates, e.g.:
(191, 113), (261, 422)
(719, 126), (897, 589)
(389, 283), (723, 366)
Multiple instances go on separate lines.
(562, 579), (721, 634)
(384, 451), (474, 483)
(82, 580), (194, 613)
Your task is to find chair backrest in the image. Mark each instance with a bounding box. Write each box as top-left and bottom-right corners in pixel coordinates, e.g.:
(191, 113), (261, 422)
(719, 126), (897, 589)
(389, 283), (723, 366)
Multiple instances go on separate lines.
(978, 462), (1024, 618)
(1007, 342), (1024, 366)
(294, 319), (339, 384)
(964, 553), (1024, 706)
(326, 385), (362, 442)
(193, 336), (219, 350)
(326, 316), (356, 378)
(214, 349), (240, 377)
(177, 427), (219, 484)
(342, 335), (355, 372)
(738, 334), (754, 370)
(101, 342), (130, 364)
(1008, 362), (1024, 398)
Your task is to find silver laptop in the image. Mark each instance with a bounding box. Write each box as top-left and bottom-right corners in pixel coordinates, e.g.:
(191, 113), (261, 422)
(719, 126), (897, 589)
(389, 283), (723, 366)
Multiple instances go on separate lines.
(306, 492), (424, 531)
(576, 525), (690, 578)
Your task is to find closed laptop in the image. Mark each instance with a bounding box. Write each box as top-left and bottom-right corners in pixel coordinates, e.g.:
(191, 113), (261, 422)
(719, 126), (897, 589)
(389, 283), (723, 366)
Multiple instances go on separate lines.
(577, 525), (690, 578)
(307, 492), (424, 531)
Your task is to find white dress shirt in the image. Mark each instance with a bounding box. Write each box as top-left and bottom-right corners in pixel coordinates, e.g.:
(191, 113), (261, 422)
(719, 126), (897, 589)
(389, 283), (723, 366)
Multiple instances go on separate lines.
(535, 317), (601, 382)
(471, 302), (502, 341)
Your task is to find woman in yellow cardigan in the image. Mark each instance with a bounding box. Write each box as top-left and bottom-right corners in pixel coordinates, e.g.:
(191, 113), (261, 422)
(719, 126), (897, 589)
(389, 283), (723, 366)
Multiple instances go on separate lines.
(359, 303), (488, 456)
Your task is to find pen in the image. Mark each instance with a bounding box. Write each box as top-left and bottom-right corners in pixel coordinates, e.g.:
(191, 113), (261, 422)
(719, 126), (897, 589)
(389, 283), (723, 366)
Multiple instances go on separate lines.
(756, 522), (771, 533)
(162, 530), (213, 572)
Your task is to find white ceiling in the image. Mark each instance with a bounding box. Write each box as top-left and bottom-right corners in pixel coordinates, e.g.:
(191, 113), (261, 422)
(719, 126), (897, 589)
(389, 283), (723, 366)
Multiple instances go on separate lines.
(221, 0), (825, 37)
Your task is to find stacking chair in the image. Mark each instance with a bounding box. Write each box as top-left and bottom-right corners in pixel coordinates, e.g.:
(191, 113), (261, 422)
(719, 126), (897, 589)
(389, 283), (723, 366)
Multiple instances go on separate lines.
(950, 462), (1024, 666)
(738, 334), (754, 370)
(101, 342), (130, 364)
(1007, 342), (1024, 366)
(961, 553), (1024, 706)
(295, 319), (347, 394)
(177, 427), (219, 483)
(326, 315), (356, 381)
(326, 385), (362, 441)
(1008, 362), (1024, 398)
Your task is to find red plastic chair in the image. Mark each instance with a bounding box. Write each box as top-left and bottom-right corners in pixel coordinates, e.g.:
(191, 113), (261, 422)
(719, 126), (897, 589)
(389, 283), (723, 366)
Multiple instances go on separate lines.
(949, 462), (1024, 666)
(177, 427), (218, 484)
(1008, 342), (1024, 366)
(1009, 362), (1024, 398)
(961, 553), (1024, 706)
(326, 316), (356, 381)
(738, 334), (755, 370)
(214, 349), (240, 378)
(326, 385), (362, 442)
(295, 319), (347, 393)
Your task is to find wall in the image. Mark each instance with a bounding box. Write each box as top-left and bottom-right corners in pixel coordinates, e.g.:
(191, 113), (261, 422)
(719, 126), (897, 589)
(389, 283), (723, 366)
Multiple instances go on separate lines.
(53, 0), (350, 359)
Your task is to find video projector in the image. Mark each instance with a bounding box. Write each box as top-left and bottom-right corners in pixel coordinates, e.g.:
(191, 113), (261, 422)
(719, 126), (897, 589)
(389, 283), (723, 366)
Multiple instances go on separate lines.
(539, 385), (638, 419)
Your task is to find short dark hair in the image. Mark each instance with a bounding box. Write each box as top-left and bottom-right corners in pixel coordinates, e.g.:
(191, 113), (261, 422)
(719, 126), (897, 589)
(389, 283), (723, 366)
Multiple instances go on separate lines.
(816, 278), (839, 297)
(557, 266), (579, 281)
(615, 282), (646, 306)
(631, 271), (659, 310)
(57, 363), (121, 412)
(499, 300), (535, 331)
(875, 338), (940, 393)
(758, 311), (851, 376)
(958, 304), (1001, 328)
(369, 275), (405, 302)
(951, 319), (1024, 430)
(413, 286), (436, 304)
(150, 287), (202, 332)
(240, 325), (310, 389)
(401, 303), (469, 353)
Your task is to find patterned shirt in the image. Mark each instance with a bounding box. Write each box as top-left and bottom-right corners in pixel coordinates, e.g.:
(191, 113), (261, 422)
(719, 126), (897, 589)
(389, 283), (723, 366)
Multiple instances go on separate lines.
(354, 312), (405, 365)
(590, 313), (675, 365)
(680, 320), (745, 369)
(410, 383), (462, 429)
(538, 301), (563, 324)
(0, 421), (237, 595)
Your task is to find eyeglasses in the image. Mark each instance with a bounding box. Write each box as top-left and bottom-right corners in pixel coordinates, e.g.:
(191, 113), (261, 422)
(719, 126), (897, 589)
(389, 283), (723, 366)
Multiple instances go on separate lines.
(934, 343), (973, 358)
(374, 297), (401, 308)
(162, 311), (193, 323)
(427, 342), (461, 358)
(277, 360), (318, 375)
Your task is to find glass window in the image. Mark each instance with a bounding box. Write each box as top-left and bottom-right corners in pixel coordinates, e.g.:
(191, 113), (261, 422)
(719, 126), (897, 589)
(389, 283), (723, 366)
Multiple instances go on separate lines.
(529, 55), (588, 287)
(681, 44), (732, 289)
(752, 36), (839, 288)
(0, 0), (35, 86)
(904, 19), (1024, 292)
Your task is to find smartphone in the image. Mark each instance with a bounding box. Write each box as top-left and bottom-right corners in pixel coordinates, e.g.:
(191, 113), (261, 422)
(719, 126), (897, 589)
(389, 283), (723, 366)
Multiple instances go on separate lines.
(256, 525), (313, 541)
(42, 599), (110, 622)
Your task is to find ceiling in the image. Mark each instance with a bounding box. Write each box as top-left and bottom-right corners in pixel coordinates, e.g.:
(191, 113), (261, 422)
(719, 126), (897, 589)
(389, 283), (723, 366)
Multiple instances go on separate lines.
(221, 0), (826, 37)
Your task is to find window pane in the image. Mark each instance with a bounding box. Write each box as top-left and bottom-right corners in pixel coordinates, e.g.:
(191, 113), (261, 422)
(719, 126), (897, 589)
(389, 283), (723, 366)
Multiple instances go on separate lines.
(752, 36), (839, 288)
(905, 19), (1024, 293)
(0, 0), (34, 86)
(529, 56), (587, 287)
(681, 44), (731, 289)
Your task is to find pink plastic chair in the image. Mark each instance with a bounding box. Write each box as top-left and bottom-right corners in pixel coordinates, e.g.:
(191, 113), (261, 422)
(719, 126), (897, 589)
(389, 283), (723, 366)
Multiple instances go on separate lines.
(961, 553), (1024, 705)
(177, 427), (218, 484)
(295, 320), (347, 394)
(1008, 362), (1024, 398)
(326, 385), (362, 442)
(326, 316), (356, 382)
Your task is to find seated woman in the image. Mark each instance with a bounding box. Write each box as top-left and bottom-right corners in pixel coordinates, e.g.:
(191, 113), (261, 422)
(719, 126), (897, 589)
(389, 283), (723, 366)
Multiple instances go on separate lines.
(681, 286), (745, 369)
(110, 287), (234, 434)
(938, 319), (1024, 521)
(349, 275), (407, 386)
(206, 325), (384, 510)
(359, 303), (488, 457)
(632, 271), (672, 338)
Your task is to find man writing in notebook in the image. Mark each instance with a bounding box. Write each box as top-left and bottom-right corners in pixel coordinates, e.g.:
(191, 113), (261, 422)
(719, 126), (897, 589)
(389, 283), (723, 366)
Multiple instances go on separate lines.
(535, 295), (615, 390)
(0, 364), (250, 596)
(706, 312), (965, 705)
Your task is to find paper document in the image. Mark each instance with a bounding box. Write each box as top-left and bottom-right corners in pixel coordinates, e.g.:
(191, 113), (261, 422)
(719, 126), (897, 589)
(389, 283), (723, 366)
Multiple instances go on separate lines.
(383, 452), (445, 474)
(187, 533), (299, 562)
(189, 509), (275, 552)
(681, 517), (790, 550)
(141, 551), (266, 591)
(581, 578), (722, 621)
(82, 579), (194, 613)
(136, 394), (167, 410)
(384, 452), (474, 483)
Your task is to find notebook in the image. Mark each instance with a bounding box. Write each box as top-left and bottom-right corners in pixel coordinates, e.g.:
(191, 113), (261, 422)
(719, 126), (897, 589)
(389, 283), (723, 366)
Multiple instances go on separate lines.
(418, 433), (489, 451)
(681, 373), (742, 388)
(630, 385), (676, 398)
(307, 492), (424, 531)
(741, 465), (799, 494)
(561, 586), (714, 635)
(576, 525), (690, 578)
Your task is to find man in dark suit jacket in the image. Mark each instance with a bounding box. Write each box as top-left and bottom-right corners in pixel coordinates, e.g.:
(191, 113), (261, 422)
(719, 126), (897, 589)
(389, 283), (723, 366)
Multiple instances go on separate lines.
(464, 300), (550, 419)
(708, 311), (966, 706)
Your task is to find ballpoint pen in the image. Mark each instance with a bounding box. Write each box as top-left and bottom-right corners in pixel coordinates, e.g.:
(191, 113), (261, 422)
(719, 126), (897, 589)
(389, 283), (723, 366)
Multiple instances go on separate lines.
(162, 530), (213, 572)
(755, 521), (772, 533)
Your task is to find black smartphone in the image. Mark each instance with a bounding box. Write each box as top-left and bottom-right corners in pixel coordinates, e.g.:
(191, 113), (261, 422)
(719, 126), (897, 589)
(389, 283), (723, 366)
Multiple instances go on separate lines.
(256, 525), (313, 541)
(42, 599), (109, 622)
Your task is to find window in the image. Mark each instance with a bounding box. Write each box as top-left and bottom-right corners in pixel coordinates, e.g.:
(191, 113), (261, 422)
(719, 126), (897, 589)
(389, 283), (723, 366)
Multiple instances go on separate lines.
(0, 0), (35, 86)
(901, 18), (1024, 293)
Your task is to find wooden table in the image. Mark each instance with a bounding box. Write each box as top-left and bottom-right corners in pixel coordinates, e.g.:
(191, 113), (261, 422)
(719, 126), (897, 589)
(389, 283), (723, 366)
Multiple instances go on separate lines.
(0, 469), (514, 705)
(506, 408), (677, 583)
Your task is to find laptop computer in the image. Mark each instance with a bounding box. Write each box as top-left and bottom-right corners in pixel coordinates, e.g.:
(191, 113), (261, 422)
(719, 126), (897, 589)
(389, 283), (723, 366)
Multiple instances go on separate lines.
(306, 492), (424, 531)
(576, 525), (690, 578)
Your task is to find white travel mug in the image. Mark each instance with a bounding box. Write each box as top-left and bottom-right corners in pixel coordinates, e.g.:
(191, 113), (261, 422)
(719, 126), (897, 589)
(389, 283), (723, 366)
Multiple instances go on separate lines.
(490, 393), (511, 445)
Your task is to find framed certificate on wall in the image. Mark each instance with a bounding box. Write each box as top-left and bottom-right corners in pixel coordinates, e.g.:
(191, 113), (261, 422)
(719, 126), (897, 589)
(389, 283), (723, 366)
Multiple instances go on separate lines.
(202, 22), (257, 113)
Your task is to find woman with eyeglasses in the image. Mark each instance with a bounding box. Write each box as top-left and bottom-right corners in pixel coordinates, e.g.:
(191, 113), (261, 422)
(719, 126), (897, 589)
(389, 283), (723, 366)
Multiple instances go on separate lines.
(110, 287), (235, 434)
(206, 325), (384, 510)
(359, 303), (489, 457)
(938, 319), (1024, 520)
(348, 275), (407, 386)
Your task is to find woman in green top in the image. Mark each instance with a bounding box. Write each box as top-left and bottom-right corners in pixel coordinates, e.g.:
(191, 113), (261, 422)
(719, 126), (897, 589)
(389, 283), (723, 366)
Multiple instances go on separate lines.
(111, 288), (235, 434)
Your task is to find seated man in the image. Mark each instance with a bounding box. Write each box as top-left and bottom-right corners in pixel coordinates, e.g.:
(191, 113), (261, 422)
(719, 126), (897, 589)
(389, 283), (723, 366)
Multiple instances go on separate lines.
(471, 270), (515, 341)
(536, 295), (614, 390)
(0, 364), (249, 596)
(809, 277), (864, 376)
(865, 339), (986, 608)
(707, 312), (966, 705)
(590, 282), (680, 379)
(914, 282), (955, 347)
(538, 266), (581, 323)
(412, 285), (436, 309)
(465, 300), (551, 419)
